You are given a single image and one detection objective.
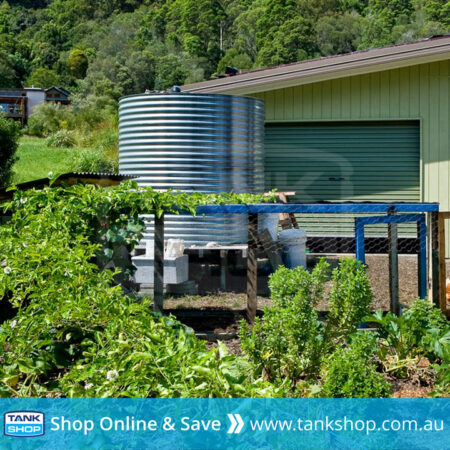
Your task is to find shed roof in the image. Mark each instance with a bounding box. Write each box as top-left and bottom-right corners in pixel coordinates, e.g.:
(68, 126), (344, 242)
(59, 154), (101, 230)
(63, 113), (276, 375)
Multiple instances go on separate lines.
(0, 172), (135, 204)
(45, 86), (71, 96)
(182, 35), (450, 95)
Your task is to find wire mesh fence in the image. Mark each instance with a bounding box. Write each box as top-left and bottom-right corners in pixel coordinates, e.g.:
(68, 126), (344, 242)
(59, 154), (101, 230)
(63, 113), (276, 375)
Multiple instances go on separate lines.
(133, 202), (444, 321)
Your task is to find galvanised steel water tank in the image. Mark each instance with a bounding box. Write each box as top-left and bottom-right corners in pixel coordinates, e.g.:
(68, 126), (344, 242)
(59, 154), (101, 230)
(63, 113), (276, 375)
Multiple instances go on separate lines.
(119, 92), (265, 246)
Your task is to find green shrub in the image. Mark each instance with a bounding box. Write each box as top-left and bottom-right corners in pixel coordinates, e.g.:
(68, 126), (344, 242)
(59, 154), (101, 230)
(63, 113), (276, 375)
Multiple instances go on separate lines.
(70, 148), (118, 173)
(326, 258), (373, 343)
(46, 130), (76, 148)
(25, 96), (116, 139)
(25, 103), (73, 137)
(369, 300), (449, 362)
(404, 299), (448, 332)
(25, 115), (45, 137)
(91, 128), (118, 152)
(0, 113), (20, 188)
(240, 258), (376, 393)
(320, 333), (390, 398)
(367, 300), (449, 383)
(240, 260), (330, 384)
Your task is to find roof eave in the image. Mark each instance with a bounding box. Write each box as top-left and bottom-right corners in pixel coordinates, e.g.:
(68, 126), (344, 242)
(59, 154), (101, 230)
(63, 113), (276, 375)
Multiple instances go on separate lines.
(182, 39), (450, 95)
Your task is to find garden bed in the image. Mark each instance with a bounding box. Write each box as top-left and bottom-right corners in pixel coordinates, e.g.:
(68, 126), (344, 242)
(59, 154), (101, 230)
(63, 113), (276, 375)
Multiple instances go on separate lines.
(166, 253), (422, 312)
(0, 183), (447, 399)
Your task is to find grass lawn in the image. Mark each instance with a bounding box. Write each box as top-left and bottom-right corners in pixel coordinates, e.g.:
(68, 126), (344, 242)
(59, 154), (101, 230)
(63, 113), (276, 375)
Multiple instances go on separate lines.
(13, 136), (85, 184)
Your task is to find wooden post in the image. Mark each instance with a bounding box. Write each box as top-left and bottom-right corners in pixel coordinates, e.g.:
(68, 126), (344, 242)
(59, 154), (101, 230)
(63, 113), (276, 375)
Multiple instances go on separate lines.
(388, 221), (400, 315)
(153, 213), (164, 313)
(278, 192), (299, 230)
(220, 249), (227, 292)
(246, 213), (258, 323)
(417, 216), (427, 299)
(258, 228), (283, 271)
(430, 211), (441, 308)
(438, 213), (448, 313)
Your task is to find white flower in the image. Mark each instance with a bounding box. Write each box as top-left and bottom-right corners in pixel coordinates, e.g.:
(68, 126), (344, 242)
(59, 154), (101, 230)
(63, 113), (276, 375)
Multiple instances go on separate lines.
(10, 320), (17, 328)
(3, 266), (11, 275)
(20, 198), (27, 204)
(84, 383), (94, 390)
(106, 370), (119, 380)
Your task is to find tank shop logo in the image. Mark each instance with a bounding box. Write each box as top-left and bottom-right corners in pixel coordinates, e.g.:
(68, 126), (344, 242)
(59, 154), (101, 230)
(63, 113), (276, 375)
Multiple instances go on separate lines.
(4, 411), (45, 437)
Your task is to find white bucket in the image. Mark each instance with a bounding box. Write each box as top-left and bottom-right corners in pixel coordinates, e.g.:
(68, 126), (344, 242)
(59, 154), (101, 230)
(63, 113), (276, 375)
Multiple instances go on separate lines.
(279, 229), (307, 269)
(258, 213), (279, 241)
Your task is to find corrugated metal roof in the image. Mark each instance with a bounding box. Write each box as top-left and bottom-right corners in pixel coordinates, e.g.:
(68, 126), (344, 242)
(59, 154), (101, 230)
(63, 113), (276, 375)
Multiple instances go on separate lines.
(182, 35), (450, 94)
(0, 172), (135, 204)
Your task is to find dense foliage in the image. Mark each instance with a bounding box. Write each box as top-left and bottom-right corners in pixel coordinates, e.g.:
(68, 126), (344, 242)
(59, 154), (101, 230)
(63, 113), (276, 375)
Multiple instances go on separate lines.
(240, 259), (384, 396)
(0, 184), (448, 398)
(0, 113), (20, 188)
(0, 0), (448, 96)
(240, 261), (449, 397)
(0, 183), (278, 397)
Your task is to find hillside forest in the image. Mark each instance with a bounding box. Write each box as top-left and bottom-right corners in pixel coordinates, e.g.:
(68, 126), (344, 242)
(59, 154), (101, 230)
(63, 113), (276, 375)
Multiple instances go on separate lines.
(1, 0), (449, 181)
(0, 0), (449, 96)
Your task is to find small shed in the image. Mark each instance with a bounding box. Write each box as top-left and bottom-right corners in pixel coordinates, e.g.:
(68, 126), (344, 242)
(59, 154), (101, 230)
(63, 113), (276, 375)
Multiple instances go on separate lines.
(0, 173), (134, 206)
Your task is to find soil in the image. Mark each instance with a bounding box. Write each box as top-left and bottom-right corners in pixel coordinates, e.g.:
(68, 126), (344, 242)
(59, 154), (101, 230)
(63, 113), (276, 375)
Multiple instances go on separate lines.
(391, 384), (432, 398)
(166, 253), (427, 312)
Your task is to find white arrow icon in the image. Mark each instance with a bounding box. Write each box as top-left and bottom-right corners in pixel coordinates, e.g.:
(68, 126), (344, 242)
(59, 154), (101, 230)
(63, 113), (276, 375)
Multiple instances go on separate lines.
(227, 413), (244, 434)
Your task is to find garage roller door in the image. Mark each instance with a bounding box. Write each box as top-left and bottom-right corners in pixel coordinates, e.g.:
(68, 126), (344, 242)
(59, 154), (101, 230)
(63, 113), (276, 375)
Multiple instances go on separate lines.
(265, 121), (420, 236)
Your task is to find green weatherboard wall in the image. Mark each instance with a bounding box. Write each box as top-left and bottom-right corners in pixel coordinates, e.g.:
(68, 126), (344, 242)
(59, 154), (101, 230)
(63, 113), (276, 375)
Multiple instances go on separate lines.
(252, 61), (450, 241)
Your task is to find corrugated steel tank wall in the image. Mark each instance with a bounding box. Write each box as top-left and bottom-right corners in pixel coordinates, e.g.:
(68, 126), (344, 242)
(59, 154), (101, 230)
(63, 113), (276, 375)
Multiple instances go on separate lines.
(119, 92), (265, 245)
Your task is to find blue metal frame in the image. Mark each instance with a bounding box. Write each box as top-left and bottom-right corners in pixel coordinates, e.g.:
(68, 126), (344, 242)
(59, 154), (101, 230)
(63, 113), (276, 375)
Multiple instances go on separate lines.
(194, 202), (436, 301)
(355, 214), (427, 299)
(196, 203), (439, 214)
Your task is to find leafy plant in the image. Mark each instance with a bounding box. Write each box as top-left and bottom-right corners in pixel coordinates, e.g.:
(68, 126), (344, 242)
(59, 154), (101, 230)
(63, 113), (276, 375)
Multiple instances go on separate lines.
(368, 300), (448, 361)
(367, 300), (449, 380)
(46, 130), (76, 148)
(320, 333), (390, 398)
(325, 258), (373, 344)
(0, 183), (277, 397)
(241, 260), (329, 385)
(0, 113), (20, 188)
(240, 258), (375, 390)
(405, 299), (448, 333)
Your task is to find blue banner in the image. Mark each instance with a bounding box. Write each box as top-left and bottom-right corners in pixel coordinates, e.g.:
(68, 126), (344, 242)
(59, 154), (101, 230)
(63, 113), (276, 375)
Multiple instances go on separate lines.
(0, 399), (448, 450)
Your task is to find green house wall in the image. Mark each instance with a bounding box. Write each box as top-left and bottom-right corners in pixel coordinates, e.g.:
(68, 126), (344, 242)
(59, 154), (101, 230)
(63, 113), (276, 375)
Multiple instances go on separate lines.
(252, 60), (450, 253)
(252, 60), (450, 211)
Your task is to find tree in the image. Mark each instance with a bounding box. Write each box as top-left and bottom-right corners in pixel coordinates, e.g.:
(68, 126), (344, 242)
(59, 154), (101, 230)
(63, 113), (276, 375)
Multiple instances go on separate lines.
(217, 48), (252, 74)
(154, 54), (189, 90)
(316, 12), (363, 56)
(67, 48), (88, 78)
(0, 50), (17, 87)
(126, 51), (156, 93)
(0, 113), (20, 189)
(26, 67), (60, 88)
(256, 16), (316, 67)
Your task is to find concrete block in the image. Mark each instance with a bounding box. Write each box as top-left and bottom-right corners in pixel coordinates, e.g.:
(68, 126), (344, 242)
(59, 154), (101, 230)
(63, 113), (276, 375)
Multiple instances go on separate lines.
(132, 254), (188, 284)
